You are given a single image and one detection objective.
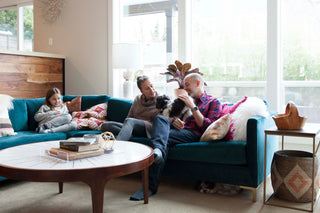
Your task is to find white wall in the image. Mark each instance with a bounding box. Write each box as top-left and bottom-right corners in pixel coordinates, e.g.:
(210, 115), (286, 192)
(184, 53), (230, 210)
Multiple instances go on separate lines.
(33, 0), (109, 95)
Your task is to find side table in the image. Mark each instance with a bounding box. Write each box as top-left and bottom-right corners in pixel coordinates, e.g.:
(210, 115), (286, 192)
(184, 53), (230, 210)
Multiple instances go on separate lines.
(264, 123), (320, 212)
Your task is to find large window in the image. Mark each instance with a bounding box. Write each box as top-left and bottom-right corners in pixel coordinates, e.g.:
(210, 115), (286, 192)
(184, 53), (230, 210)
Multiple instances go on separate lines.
(111, 0), (320, 119)
(283, 0), (320, 107)
(191, 0), (266, 102)
(112, 0), (178, 99)
(0, 3), (33, 51)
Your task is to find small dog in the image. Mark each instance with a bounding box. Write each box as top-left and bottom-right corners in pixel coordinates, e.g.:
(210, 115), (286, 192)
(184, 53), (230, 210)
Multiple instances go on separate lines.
(156, 95), (192, 122)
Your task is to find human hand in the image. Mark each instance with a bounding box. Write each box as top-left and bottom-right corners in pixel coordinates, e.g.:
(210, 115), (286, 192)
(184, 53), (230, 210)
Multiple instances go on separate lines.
(178, 94), (195, 109)
(172, 118), (185, 130)
(55, 110), (62, 114)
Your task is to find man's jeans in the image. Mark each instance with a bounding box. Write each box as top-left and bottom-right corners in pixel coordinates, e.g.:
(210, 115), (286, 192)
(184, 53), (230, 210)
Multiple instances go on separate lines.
(149, 115), (200, 193)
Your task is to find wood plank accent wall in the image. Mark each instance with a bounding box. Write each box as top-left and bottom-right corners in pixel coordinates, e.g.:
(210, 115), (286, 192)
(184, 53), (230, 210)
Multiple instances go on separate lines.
(0, 53), (65, 99)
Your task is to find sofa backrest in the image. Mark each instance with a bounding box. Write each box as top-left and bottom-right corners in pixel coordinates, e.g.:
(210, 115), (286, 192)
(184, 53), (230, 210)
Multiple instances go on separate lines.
(106, 98), (133, 123)
(26, 98), (46, 131)
(9, 99), (28, 131)
(9, 95), (111, 132)
(63, 95), (111, 111)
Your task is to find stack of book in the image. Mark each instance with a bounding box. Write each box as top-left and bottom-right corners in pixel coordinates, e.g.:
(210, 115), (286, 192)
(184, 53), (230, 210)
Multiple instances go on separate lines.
(48, 137), (104, 160)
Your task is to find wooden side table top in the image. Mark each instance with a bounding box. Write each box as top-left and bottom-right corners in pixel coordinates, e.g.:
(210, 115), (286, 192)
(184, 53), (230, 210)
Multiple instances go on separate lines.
(265, 123), (320, 137)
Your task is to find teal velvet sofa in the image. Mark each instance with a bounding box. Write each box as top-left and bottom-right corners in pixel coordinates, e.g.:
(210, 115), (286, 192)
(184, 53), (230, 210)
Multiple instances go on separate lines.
(1, 95), (278, 202)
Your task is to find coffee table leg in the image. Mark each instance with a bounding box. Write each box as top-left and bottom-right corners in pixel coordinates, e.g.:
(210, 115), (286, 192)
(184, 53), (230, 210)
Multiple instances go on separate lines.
(142, 167), (149, 204)
(86, 179), (107, 213)
(58, 182), (63, 193)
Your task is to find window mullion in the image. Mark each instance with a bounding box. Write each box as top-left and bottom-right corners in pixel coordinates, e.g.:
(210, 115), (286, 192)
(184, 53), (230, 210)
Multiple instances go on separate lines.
(178, 0), (191, 62)
(267, 0), (282, 111)
(17, 6), (24, 51)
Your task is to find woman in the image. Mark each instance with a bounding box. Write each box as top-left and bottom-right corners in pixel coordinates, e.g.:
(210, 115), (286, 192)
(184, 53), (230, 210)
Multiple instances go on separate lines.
(101, 75), (159, 140)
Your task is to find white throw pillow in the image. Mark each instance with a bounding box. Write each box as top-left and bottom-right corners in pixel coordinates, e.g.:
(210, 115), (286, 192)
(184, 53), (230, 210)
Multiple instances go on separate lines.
(230, 97), (269, 141)
(0, 94), (16, 137)
(200, 114), (230, 142)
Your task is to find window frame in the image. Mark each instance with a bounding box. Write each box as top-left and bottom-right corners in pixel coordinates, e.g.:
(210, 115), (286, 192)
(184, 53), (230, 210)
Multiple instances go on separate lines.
(0, 1), (33, 51)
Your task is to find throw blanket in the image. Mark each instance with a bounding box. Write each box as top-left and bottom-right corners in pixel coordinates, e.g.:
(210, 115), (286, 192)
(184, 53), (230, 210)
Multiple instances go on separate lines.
(71, 103), (107, 130)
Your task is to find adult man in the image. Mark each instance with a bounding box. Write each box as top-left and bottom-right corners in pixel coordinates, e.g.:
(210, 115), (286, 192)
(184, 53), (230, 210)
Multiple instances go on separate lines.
(130, 73), (223, 201)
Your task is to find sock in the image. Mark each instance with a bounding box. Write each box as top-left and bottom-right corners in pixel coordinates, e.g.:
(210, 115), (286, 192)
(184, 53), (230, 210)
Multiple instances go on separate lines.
(153, 148), (164, 164)
(43, 123), (49, 129)
(129, 188), (155, 201)
(39, 128), (51, 134)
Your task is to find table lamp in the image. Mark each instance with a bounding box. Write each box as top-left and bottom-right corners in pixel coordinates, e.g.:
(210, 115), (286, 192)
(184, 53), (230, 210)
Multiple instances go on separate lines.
(113, 43), (143, 99)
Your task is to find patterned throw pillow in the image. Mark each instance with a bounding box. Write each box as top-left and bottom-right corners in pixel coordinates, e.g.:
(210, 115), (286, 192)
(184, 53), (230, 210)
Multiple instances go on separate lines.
(88, 117), (106, 130)
(0, 94), (16, 137)
(73, 118), (89, 130)
(87, 103), (107, 119)
(72, 111), (88, 119)
(71, 103), (108, 130)
(66, 96), (81, 113)
(200, 114), (230, 142)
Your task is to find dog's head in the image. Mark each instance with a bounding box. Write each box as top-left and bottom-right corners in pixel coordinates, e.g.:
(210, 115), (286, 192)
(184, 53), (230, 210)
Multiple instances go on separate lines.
(156, 95), (171, 110)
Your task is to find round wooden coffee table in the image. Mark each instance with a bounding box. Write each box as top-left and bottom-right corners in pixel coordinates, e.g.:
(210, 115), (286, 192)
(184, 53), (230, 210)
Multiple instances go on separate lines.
(0, 140), (154, 213)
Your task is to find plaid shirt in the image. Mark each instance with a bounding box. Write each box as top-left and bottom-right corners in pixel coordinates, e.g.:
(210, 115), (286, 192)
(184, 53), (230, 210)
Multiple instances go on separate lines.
(184, 92), (222, 136)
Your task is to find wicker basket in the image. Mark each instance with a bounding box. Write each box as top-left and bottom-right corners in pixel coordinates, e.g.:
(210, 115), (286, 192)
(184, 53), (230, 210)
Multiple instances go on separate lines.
(271, 150), (319, 203)
(272, 102), (307, 130)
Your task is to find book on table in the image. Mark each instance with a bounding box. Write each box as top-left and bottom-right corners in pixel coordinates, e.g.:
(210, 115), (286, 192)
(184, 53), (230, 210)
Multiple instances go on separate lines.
(59, 137), (100, 152)
(47, 147), (104, 160)
(60, 143), (100, 152)
(59, 137), (97, 146)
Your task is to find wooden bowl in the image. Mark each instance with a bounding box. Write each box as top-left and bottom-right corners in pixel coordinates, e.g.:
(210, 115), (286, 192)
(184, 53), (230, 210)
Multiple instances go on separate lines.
(272, 102), (307, 130)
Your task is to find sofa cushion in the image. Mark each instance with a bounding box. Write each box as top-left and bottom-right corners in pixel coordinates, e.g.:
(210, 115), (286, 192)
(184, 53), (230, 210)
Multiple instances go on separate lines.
(63, 95), (110, 111)
(26, 98), (46, 131)
(200, 113), (230, 141)
(106, 98), (132, 123)
(130, 137), (247, 165)
(0, 131), (66, 150)
(81, 95), (110, 111)
(65, 96), (81, 113)
(9, 99), (28, 131)
(168, 141), (247, 165)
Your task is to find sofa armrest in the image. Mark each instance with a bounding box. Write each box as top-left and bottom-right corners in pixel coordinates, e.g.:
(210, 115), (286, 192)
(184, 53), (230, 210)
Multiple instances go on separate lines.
(106, 98), (133, 123)
(246, 113), (278, 187)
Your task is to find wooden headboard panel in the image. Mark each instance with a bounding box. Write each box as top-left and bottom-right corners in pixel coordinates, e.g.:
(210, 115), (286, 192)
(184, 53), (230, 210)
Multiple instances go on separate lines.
(0, 52), (65, 99)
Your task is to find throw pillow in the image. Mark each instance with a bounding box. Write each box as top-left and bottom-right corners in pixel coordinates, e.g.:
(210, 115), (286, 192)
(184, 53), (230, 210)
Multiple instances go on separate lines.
(73, 118), (89, 130)
(0, 94), (16, 137)
(225, 97), (269, 141)
(66, 96), (81, 113)
(72, 111), (88, 119)
(200, 114), (230, 142)
(87, 103), (108, 119)
(87, 117), (106, 130)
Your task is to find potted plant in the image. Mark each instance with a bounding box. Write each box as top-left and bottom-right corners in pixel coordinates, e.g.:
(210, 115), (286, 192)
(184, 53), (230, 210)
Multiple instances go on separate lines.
(161, 60), (205, 96)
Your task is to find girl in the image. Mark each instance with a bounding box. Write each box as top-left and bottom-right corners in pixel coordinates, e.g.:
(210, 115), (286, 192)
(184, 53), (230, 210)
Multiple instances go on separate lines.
(34, 88), (77, 133)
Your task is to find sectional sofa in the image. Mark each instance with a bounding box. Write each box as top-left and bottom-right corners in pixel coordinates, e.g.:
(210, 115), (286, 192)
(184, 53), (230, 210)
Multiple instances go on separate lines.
(1, 95), (278, 201)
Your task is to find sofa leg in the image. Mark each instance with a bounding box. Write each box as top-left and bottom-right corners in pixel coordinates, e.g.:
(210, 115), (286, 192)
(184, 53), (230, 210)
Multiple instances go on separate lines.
(240, 186), (256, 202)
